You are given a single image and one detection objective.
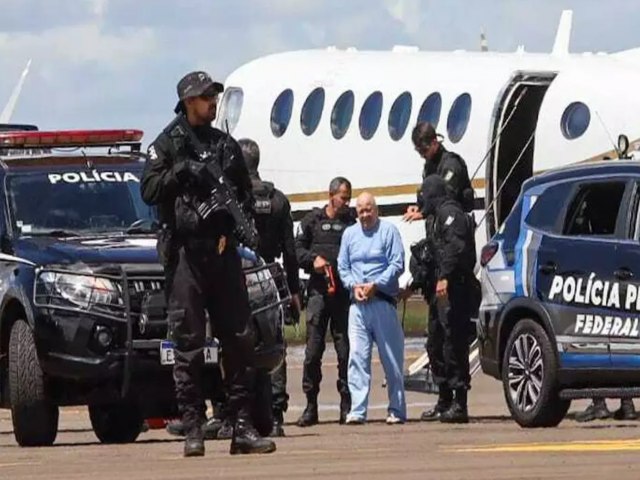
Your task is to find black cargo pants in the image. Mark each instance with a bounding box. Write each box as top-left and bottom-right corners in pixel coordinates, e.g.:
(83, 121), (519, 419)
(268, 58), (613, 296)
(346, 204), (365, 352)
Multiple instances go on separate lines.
(426, 281), (471, 391)
(302, 291), (350, 402)
(166, 242), (255, 434)
(270, 344), (289, 416)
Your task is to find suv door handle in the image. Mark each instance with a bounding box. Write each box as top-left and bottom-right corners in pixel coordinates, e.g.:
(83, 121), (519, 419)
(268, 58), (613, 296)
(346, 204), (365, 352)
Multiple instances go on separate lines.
(539, 262), (557, 275)
(615, 268), (634, 280)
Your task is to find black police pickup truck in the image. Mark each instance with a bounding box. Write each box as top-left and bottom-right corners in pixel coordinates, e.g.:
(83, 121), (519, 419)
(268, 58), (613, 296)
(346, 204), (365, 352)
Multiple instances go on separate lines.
(0, 128), (288, 446)
(478, 158), (640, 427)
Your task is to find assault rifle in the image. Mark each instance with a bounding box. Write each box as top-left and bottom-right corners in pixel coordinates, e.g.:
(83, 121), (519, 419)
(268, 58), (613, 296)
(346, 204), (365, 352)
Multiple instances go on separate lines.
(169, 114), (259, 250)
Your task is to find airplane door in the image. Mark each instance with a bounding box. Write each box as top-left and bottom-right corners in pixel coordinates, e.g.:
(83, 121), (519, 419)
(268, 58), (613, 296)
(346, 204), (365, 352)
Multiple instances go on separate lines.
(486, 72), (557, 238)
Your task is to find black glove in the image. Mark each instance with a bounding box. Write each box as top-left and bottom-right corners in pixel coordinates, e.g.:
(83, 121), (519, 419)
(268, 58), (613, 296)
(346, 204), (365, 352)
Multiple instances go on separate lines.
(174, 160), (206, 183)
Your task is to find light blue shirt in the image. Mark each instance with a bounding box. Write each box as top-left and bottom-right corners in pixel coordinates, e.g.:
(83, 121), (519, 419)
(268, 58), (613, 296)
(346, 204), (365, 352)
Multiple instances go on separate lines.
(338, 219), (405, 298)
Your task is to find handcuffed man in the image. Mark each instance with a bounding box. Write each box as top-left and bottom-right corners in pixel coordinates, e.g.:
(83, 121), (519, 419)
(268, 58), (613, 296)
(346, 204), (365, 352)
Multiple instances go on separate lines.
(337, 192), (406, 424)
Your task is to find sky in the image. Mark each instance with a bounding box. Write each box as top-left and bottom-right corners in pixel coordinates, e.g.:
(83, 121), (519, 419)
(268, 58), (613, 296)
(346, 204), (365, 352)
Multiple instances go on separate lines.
(1, 0), (640, 144)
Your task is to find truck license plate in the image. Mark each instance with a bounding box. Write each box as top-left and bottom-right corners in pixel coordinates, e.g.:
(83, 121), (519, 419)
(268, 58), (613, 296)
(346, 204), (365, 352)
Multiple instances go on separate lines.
(160, 340), (218, 365)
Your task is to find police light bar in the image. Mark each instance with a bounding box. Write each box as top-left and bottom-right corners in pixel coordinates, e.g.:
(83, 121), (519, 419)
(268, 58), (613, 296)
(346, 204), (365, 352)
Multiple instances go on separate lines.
(0, 129), (143, 148)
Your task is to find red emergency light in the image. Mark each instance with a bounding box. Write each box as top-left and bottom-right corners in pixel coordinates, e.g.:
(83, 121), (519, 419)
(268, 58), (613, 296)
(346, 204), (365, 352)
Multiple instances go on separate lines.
(0, 129), (144, 148)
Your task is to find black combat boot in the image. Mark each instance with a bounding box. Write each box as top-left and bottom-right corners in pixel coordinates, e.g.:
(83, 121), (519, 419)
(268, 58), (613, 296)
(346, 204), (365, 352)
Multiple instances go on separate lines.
(440, 389), (469, 424)
(339, 394), (351, 424)
(575, 398), (611, 423)
(270, 410), (285, 437)
(296, 401), (319, 427)
(421, 386), (453, 422)
(216, 417), (234, 440)
(202, 416), (224, 440)
(613, 398), (638, 421)
(230, 418), (277, 455)
(183, 426), (205, 457)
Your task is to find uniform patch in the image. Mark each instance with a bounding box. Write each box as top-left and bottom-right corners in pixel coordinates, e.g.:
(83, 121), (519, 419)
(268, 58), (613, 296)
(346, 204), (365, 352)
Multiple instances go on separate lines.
(445, 215), (455, 226)
(321, 223), (331, 231)
(148, 145), (158, 160)
(444, 170), (454, 182)
(332, 224), (344, 231)
(254, 199), (272, 214)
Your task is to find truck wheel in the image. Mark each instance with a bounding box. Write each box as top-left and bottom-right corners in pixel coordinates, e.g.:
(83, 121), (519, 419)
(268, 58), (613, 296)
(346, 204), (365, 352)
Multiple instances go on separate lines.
(9, 319), (59, 446)
(251, 369), (273, 437)
(89, 403), (143, 444)
(502, 318), (570, 427)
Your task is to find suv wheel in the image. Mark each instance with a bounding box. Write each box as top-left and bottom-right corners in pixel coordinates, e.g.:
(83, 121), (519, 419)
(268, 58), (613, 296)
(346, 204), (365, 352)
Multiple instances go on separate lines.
(9, 319), (59, 446)
(502, 318), (570, 427)
(89, 403), (143, 444)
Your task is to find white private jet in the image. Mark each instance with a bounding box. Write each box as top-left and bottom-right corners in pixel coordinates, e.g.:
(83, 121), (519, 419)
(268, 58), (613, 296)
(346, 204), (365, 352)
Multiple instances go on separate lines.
(216, 10), (640, 260)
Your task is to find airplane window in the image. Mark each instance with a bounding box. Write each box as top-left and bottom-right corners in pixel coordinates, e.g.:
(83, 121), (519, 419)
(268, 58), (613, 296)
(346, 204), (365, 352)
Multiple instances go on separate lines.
(561, 102), (590, 140)
(331, 91), (355, 140)
(388, 92), (412, 141)
(417, 92), (442, 128)
(218, 87), (244, 135)
(300, 87), (325, 136)
(447, 93), (472, 143)
(270, 89), (294, 138)
(359, 91), (383, 140)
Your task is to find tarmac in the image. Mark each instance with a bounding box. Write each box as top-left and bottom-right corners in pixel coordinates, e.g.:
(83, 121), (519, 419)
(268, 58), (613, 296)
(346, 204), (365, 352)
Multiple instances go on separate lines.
(1, 338), (639, 479)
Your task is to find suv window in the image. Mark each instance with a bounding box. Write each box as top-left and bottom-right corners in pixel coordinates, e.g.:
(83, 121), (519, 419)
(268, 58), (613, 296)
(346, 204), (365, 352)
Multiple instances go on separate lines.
(524, 182), (573, 233)
(7, 169), (155, 235)
(563, 181), (626, 236)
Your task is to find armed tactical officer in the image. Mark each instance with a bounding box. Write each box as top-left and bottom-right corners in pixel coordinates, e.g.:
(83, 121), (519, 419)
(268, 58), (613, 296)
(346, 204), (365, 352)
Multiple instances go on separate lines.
(141, 71), (275, 457)
(419, 174), (476, 424)
(404, 122), (474, 223)
(238, 138), (301, 437)
(295, 177), (355, 426)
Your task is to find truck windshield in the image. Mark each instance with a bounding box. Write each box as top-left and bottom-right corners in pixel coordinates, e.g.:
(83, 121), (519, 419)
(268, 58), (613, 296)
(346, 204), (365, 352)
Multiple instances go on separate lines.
(6, 169), (157, 236)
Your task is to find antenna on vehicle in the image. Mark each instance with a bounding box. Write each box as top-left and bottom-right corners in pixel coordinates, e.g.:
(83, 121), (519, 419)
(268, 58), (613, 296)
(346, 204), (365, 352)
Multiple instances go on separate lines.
(594, 110), (621, 159)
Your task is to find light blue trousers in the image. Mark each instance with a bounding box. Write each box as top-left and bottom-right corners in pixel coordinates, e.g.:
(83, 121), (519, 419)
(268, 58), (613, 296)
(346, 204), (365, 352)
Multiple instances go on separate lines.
(347, 298), (406, 420)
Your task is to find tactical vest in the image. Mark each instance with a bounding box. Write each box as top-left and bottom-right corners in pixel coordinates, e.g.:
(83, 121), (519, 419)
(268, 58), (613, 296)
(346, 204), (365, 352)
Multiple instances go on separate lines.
(310, 209), (351, 265)
(307, 208), (354, 294)
(252, 180), (278, 261)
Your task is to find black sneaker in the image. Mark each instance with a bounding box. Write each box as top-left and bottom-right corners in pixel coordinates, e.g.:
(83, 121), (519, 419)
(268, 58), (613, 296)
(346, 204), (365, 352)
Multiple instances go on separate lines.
(230, 419), (276, 455)
(575, 399), (611, 423)
(613, 399), (638, 421)
(296, 404), (319, 427)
